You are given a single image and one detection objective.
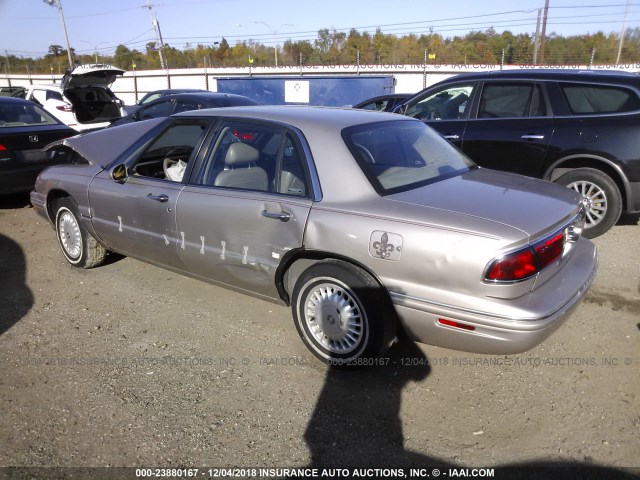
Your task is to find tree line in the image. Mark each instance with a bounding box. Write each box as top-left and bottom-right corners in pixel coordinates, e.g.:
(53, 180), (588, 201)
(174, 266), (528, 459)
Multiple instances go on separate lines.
(4, 27), (640, 75)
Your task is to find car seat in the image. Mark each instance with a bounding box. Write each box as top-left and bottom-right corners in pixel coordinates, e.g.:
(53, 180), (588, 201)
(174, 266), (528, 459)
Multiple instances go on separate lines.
(214, 142), (268, 191)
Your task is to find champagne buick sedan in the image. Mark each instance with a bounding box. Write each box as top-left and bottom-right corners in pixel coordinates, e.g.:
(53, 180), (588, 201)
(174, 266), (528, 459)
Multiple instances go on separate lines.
(30, 106), (597, 365)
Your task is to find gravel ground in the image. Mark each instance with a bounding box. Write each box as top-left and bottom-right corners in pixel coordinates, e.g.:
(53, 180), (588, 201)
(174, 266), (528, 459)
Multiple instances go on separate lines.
(0, 193), (638, 480)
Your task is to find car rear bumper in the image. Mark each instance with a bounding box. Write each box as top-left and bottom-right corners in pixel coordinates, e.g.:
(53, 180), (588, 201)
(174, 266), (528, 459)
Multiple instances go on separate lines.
(391, 238), (598, 354)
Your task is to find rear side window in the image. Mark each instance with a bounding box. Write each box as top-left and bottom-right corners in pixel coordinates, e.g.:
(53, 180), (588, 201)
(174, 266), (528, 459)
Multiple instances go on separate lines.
(46, 90), (63, 102)
(560, 83), (640, 114)
(478, 83), (547, 118)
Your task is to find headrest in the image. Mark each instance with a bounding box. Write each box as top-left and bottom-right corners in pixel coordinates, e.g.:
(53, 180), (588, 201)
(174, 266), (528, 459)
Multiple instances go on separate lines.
(225, 142), (259, 166)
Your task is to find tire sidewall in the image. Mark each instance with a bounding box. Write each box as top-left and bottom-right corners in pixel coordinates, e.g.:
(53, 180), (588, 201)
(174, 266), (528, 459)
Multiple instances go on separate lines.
(292, 262), (393, 364)
(54, 200), (86, 266)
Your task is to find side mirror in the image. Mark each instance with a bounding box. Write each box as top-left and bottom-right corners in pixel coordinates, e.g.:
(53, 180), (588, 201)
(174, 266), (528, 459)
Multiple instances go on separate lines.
(398, 103), (408, 115)
(111, 163), (128, 183)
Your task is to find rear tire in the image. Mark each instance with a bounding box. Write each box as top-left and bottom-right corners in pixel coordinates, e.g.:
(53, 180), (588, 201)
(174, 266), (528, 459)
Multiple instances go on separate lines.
(291, 260), (397, 367)
(555, 168), (622, 239)
(53, 198), (106, 268)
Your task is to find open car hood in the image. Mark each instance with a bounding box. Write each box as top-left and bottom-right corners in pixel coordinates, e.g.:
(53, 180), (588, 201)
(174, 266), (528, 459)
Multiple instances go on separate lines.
(61, 64), (125, 92)
(43, 118), (165, 167)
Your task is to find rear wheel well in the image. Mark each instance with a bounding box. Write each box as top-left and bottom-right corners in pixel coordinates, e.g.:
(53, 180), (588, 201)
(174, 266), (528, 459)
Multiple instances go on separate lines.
(277, 251), (388, 306)
(547, 158), (627, 211)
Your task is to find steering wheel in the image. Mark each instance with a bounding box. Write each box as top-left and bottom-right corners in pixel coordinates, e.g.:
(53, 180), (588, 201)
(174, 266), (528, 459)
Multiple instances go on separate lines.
(355, 143), (375, 164)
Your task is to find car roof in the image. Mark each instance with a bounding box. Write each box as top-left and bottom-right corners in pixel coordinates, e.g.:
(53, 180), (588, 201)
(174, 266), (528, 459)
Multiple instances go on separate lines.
(0, 96), (39, 106)
(162, 92), (258, 102)
(175, 105), (413, 130)
(433, 68), (640, 86)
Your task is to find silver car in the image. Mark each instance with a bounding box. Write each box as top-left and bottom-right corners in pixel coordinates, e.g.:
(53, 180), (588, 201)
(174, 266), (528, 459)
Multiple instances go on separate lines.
(30, 106), (597, 365)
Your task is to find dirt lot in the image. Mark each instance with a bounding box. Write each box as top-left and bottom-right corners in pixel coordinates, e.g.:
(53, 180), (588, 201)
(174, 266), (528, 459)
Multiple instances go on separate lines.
(0, 193), (639, 479)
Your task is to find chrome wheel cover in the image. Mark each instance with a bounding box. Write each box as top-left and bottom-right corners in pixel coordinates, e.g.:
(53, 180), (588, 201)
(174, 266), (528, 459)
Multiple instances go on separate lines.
(567, 180), (607, 228)
(58, 209), (82, 260)
(303, 280), (365, 355)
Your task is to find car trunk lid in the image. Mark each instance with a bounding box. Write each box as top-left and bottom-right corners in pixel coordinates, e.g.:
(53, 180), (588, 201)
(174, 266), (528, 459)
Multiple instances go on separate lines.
(0, 124), (75, 166)
(386, 168), (582, 238)
(61, 65), (125, 125)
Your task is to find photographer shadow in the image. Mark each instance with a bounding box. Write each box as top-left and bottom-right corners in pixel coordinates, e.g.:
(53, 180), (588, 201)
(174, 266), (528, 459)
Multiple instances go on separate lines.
(302, 329), (639, 479)
(0, 232), (34, 335)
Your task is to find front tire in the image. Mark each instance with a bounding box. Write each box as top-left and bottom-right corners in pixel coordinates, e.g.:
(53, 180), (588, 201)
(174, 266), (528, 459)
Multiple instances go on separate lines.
(53, 198), (106, 269)
(555, 168), (622, 239)
(291, 260), (396, 366)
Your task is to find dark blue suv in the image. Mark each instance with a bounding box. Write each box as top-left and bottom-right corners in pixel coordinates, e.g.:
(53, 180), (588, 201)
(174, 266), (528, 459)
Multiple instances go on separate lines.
(395, 69), (640, 238)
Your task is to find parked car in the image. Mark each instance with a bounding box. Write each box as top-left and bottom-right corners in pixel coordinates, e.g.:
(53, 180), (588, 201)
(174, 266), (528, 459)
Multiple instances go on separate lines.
(112, 92), (260, 127)
(25, 64), (125, 132)
(353, 94), (411, 112)
(0, 86), (26, 98)
(0, 97), (76, 194)
(124, 88), (209, 113)
(394, 69), (640, 238)
(30, 106), (596, 365)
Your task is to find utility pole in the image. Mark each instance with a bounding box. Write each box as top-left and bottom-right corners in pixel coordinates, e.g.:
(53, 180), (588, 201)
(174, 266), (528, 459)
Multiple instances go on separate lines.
(43, 0), (74, 69)
(533, 8), (542, 65)
(539, 0), (550, 65)
(616, 0), (630, 65)
(145, 0), (166, 69)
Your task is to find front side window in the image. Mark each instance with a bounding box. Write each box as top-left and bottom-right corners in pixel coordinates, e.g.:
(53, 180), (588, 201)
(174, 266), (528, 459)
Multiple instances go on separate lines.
(197, 122), (309, 197)
(405, 83), (475, 120)
(477, 82), (546, 118)
(343, 120), (475, 195)
(129, 119), (209, 181)
(560, 82), (640, 114)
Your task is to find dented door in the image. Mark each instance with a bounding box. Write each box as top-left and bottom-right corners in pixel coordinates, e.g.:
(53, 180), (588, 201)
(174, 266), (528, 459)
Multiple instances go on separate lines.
(175, 187), (311, 300)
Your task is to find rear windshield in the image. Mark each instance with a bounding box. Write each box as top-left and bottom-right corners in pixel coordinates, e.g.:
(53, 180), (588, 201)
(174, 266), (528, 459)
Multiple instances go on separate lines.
(342, 120), (475, 195)
(0, 102), (60, 127)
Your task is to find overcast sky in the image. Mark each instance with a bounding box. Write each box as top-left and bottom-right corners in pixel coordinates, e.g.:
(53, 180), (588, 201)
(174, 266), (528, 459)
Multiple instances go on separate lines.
(1, 0), (638, 58)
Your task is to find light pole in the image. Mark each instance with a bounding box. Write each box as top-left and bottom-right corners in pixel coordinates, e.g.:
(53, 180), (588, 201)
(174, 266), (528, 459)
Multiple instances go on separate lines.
(254, 22), (292, 67)
(43, 0), (74, 69)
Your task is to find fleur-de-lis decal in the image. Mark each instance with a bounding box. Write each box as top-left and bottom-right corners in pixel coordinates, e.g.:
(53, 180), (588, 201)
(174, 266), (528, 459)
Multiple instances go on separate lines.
(373, 232), (396, 259)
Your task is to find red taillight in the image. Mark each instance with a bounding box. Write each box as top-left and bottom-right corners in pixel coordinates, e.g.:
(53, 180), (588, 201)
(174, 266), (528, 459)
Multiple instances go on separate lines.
(485, 230), (567, 282)
(56, 104), (73, 112)
(486, 248), (537, 281)
(533, 231), (564, 270)
(0, 144), (6, 151)
(438, 318), (476, 331)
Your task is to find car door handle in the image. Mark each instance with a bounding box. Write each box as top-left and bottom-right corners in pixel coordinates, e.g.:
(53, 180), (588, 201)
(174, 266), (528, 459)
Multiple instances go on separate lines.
(521, 134), (545, 140)
(147, 193), (169, 203)
(443, 134), (460, 140)
(262, 210), (291, 222)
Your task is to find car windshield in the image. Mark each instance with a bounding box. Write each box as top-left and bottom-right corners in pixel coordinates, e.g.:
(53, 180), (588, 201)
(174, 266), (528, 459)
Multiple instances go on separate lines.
(342, 120), (475, 194)
(0, 102), (60, 127)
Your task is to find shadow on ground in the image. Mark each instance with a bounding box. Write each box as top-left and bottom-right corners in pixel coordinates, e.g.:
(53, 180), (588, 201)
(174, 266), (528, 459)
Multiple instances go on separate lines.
(302, 331), (639, 479)
(0, 233), (33, 335)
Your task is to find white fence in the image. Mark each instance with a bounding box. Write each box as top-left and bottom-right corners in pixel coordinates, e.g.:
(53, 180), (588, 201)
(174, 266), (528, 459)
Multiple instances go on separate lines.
(3, 63), (639, 106)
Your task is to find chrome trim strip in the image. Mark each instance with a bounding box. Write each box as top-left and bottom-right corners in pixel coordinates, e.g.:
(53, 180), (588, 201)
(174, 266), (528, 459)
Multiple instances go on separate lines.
(389, 291), (542, 321)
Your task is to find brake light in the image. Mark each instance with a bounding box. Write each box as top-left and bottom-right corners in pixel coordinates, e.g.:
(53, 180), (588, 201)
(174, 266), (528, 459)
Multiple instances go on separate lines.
(484, 229), (567, 283)
(0, 144), (5, 151)
(232, 130), (254, 141)
(485, 248), (537, 281)
(56, 104), (73, 112)
(533, 231), (565, 270)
